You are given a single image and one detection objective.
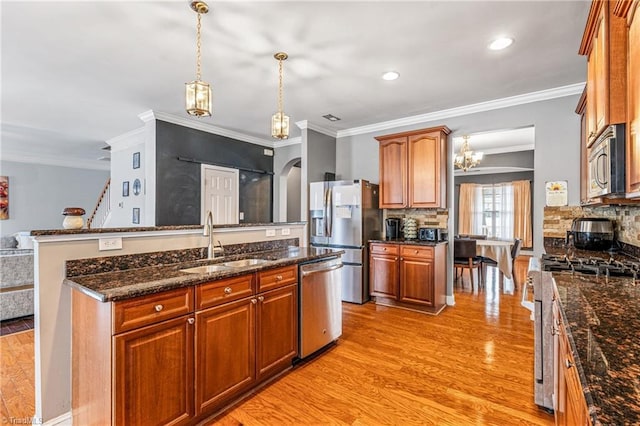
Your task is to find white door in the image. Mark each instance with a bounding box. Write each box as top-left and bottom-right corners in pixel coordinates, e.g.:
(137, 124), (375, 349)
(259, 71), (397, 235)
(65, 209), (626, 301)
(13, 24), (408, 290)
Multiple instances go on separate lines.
(201, 165), (239, 224)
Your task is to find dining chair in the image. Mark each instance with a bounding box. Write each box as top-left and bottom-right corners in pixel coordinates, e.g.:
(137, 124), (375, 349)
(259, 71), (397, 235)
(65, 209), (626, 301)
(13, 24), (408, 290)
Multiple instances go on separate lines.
(454, 238), (483, 288)
(482, 238), (523, 287)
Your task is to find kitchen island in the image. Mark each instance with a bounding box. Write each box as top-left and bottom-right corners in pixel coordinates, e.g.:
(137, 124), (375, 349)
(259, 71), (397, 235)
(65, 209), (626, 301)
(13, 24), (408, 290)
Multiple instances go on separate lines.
(65, 242), (342, 425)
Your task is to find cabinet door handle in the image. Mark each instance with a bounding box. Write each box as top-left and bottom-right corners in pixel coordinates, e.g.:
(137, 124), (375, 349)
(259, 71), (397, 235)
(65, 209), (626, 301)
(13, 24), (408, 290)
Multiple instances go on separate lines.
(565, 359), (573, 369)
(251, 298), (257, 304)
(383, 247), (387, 251)
(224, 286), (232, 295)
(275, 275), (283, 281)
(258, 296), (265, 302)
(187, 318), (195, 325)
(154, 304), (164, 312)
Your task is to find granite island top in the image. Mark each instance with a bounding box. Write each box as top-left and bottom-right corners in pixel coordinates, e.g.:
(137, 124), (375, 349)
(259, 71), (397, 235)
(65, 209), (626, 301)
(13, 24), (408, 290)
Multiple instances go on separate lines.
(368, 238), (448, 246)
(544, 241), (640, 424)
(31, 221), (306, 236)
(64, 246), (341, 303)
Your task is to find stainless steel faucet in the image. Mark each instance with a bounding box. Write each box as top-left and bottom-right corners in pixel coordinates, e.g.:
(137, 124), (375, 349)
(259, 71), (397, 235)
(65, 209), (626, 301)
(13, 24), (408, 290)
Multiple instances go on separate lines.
(203, 211), (216, 259)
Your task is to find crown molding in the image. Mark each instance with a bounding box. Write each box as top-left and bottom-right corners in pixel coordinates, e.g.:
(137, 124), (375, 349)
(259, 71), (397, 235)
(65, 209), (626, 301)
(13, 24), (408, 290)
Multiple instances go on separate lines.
(106, 127), (145, 152)
(481, 144), (535, 155)
(273, 136), (302, 148)
(336, 82), (586, 138)
(2, 149), (110, 171)
(295, 120), (337, 138)
(139, 110), (276, 148)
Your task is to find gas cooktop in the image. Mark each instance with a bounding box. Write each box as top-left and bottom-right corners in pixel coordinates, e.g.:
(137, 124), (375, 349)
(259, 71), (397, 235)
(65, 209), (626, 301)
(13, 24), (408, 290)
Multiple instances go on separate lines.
(541, 254), (640, 278)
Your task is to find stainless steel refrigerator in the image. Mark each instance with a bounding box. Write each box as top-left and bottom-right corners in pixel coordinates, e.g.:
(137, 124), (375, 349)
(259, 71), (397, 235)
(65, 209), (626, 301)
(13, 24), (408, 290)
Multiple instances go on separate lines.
(309, 180), (382, 304)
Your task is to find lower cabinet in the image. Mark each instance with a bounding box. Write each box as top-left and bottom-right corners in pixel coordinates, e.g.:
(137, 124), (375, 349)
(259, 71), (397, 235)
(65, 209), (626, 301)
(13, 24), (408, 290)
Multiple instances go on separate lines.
(370, 242), (446, 313)
(72, 265), (298, 425)
(553, 297), (590, 426)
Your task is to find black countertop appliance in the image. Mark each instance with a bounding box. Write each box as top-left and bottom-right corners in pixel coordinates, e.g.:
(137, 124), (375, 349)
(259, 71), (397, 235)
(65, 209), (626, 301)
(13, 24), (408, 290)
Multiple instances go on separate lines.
(385, 218), (401, 239)
(566, 217), (615, 250)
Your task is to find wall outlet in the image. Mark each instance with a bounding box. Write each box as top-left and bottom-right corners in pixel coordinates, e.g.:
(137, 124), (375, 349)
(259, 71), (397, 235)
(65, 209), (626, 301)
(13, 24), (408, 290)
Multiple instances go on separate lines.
(99, 237), (123, 251)
(239, 212), (244, 220)
(263, 148), (274, 157)
(266, 229), (276, 237)
(281, 228), (291, 236)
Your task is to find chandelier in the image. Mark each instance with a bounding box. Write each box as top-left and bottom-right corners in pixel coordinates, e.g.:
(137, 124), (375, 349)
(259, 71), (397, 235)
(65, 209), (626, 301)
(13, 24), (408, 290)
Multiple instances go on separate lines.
(454, 135), (483, 172)
(271, 52), (290, 139)
(185, 1), (212, 117)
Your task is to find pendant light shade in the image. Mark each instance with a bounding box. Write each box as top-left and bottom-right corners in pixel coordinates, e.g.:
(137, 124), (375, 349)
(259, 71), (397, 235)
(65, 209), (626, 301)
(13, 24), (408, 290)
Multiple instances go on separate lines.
(185, 1), (212, 117)
(271, 52), (290, 139)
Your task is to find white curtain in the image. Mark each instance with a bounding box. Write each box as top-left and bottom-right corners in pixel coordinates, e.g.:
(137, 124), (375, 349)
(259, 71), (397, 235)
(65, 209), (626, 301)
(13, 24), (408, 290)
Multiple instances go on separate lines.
(495, 183), (514, 240)
(458, 183), (484, 235)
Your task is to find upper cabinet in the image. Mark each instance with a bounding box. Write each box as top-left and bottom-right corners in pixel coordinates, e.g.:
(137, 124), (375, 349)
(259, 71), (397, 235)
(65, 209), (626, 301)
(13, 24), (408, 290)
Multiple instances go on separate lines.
(580, 0), (628, 147)
(376, 126), (450, 209)
(615, 0), (640, 196)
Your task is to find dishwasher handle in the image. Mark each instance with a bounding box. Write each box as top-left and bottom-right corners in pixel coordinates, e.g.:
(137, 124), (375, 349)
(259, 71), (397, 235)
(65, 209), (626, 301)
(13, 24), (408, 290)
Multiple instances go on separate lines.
(300, 259), (343, 277)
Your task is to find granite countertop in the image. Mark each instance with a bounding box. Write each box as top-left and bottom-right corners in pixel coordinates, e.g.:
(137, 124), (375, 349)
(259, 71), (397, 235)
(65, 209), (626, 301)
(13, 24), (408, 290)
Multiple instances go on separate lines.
(369, 238), (448, 246)
(552, 272), (640, 424)
(31, 221), (306, 236)
(64, 246), (341, 302)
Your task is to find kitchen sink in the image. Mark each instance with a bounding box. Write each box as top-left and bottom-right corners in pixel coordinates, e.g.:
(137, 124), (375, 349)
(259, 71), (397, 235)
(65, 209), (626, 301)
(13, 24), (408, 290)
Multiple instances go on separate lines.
(222, 258), (270, 268)
(180, 264), (231, 274)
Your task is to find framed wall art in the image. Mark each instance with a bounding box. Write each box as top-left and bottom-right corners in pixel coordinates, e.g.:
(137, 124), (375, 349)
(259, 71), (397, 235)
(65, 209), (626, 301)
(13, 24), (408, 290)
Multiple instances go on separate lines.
(132, 207), (140, 224)
(133, 152), (140, 169)
(0, 176), (8, 220)
(122, 181), (130, 197)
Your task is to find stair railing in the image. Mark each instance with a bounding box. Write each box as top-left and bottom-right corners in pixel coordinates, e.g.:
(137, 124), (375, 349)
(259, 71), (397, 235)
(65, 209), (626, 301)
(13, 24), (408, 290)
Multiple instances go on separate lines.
(87, 178), (111, 229)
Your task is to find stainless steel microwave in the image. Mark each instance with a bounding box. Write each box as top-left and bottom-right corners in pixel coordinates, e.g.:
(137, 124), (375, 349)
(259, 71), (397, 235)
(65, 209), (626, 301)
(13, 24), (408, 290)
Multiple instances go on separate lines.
(588, 124), (625, 199)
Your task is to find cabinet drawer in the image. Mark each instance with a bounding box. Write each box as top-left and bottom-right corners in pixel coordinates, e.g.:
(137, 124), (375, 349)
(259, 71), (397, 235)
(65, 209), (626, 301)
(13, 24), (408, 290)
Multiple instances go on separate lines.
(400, 245), (433, 259)
(258, 265), (297, 293)
(113, 287), (194, 334)
(370, 244), (399, 256)
(196, 274), (255, 310)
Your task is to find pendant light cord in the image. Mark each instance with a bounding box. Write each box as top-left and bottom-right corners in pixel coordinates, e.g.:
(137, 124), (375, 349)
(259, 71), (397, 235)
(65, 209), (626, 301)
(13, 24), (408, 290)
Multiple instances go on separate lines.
(196, 12), (202, 81)
(278, 58), (284, 116)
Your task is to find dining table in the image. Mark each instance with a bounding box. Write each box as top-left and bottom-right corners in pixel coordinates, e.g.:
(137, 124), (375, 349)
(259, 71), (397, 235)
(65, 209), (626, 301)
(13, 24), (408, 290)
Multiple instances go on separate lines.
(475, 239), (513, 279)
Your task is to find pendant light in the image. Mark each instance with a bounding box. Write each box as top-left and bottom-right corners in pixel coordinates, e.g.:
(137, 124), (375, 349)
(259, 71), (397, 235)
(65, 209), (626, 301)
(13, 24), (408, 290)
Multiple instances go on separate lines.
(185, 1), (212, 117)
(454, 135), (484, 172)
(271, 52), (290, 139)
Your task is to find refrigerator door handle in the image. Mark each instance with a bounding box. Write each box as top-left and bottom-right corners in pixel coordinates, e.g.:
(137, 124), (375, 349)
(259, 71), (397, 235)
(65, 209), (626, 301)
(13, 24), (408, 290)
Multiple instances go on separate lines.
(326, 186), (333, 238)
(323, 187), (330, 237)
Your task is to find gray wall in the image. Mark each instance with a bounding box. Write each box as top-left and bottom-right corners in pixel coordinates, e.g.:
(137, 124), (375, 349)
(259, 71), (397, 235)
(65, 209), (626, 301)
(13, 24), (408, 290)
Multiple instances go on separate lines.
(336, 95), (581, 255)
(301, 129), (336, 222)
(286, 165), (301, 221)
(273, 143), (302, 221)
(0, 160), (109, 238)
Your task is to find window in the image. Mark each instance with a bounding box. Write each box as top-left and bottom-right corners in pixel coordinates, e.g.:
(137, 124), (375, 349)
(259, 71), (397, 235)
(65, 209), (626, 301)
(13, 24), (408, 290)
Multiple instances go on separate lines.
(480, 184), (514, 239)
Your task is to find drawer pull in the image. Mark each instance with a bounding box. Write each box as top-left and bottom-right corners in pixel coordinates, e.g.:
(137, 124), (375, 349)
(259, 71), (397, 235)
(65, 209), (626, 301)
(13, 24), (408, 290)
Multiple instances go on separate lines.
(275, 275), (283, 281)
(415, 250), (419, 254)
(224, 287), (232, 295)
(187, 318), (195, 325)
(154, 304), (164, 312)
(383, 247), (387, 251)
(258, 296), (265, 302)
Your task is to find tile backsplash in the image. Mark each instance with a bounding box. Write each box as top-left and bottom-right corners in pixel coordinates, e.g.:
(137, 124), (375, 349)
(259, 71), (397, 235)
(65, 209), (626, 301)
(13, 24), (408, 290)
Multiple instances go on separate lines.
(543, 205), (640, 247)
(384, 208), (449, 229)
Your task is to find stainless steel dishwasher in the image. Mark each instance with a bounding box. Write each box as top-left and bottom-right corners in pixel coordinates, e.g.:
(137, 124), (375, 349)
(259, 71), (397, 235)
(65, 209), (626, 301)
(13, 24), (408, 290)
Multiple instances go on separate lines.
(299, 256), (343, 358)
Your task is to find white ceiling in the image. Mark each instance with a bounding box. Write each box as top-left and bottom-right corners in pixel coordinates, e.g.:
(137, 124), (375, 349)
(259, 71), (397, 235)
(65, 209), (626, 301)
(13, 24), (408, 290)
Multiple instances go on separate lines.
(1, 1), (589, 169)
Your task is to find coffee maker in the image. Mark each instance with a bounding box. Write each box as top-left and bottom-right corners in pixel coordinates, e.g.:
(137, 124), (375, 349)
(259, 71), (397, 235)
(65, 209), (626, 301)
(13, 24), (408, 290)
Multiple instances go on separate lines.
(385, 218), (401, 240)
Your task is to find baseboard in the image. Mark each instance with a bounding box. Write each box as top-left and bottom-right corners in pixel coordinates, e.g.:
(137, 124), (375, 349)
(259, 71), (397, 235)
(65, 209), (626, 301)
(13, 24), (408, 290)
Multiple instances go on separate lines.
(446, 295), (456, 306)
(42, 411), (72, 425)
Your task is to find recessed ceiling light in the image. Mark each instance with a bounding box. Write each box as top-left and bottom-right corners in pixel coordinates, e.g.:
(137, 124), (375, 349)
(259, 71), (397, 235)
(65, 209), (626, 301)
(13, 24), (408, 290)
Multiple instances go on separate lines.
(382, 71), (399, 81)
(488, 37), (514, 50)
(323, 114), (341, 122)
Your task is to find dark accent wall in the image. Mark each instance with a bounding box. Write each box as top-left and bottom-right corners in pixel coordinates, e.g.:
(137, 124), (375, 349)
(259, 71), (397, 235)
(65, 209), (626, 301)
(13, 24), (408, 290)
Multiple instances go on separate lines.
(155, 120), (273, 226)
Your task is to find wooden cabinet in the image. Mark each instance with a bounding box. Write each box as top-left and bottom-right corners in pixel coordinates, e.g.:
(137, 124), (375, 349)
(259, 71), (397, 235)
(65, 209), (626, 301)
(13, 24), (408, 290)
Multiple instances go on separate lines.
(72, 265), (298, 425)
(195, 297), (255, 414)
(370, 243), (399, 297)
(114, 316), (194, 426)
(580, 0), (628, 146)
(553, 296), (590, 426)
(376, 126), (450, 209)
(615, 0), (640, 196)
(369, 242), (446, 314)
(256, 283), (298, 382)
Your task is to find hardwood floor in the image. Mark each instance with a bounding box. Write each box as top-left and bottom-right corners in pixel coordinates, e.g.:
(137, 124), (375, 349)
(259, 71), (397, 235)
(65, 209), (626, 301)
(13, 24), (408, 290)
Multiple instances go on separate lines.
(1, 256), (552, 425)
